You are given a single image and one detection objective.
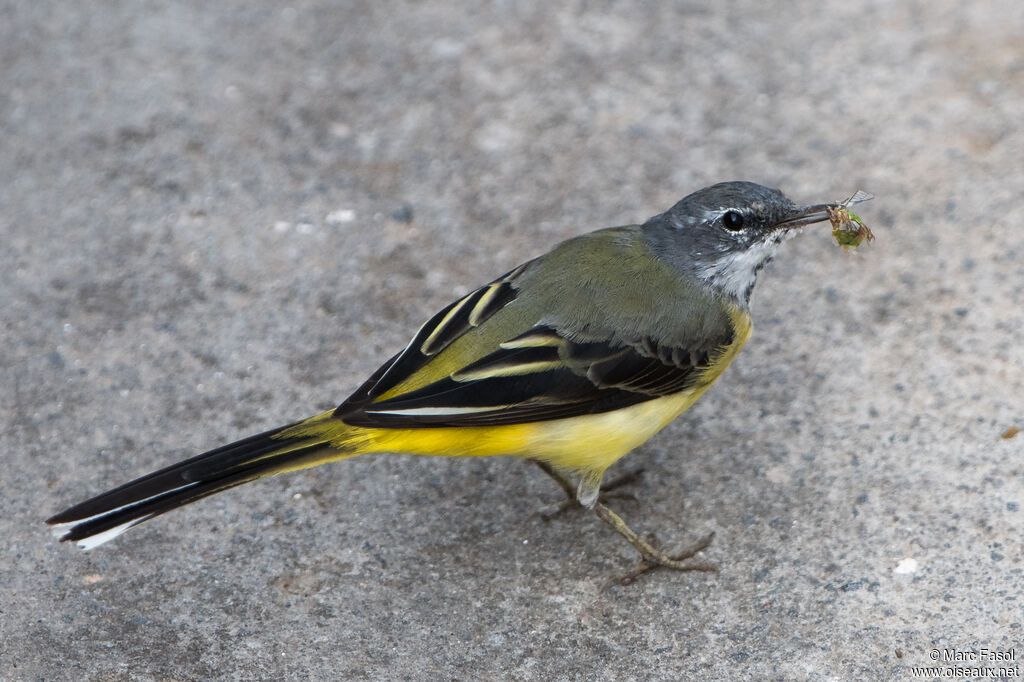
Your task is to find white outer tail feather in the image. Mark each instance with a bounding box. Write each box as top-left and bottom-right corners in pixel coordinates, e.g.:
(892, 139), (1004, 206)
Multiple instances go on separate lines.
(51, 480), (201, 550)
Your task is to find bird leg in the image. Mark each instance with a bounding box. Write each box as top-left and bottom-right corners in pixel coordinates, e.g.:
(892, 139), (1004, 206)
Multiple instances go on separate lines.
(593, 503), (716, 585)
(531, 460), (642, 519)
(530, 460), (715, 584)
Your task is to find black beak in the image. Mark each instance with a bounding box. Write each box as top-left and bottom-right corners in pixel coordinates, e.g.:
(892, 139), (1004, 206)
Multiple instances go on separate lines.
(774, 203), (834, 229)
(774, 191), (874, 230)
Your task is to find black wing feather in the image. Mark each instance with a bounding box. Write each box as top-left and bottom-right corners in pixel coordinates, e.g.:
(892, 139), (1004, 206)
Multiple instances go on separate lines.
(337, 325), (731, 429)
(339, 264), (525, 411)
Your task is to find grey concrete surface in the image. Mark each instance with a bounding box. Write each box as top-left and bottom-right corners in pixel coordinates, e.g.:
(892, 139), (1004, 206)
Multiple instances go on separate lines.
(2, 1), (1022, 680)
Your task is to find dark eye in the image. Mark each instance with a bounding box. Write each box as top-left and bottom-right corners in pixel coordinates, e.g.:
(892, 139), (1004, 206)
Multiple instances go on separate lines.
(722, 210), (744, 231)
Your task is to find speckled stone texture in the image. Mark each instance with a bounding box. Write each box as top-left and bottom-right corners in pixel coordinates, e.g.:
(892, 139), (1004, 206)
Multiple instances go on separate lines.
(3, 2), (1022, 680)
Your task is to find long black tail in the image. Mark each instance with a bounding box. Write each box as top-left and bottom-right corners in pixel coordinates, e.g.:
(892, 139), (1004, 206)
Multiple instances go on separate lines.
(47, 414), (351, 549)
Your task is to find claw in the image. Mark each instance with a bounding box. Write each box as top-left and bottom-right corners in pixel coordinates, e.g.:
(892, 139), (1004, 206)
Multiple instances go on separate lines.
(614, 532), (717, 586)
(594, 503), (715, 586)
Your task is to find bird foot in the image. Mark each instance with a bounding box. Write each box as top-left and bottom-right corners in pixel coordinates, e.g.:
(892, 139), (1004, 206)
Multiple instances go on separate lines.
(612, 532), (717, 586)
(593, 502), (717, 586)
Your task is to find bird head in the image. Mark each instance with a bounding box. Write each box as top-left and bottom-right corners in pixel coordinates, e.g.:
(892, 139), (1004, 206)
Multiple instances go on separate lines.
(644, 181), (835, 305)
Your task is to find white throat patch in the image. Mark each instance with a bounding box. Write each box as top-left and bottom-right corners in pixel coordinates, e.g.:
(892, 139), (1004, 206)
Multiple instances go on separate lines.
(697, 233), (791, 302)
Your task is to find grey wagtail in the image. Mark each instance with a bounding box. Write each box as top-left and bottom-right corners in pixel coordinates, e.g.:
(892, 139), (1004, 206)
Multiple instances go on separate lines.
(48, 181), (867, 581)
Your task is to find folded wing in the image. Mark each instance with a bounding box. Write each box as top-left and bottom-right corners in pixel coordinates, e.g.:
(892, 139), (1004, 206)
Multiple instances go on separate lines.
(337, 323), (727, 428)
